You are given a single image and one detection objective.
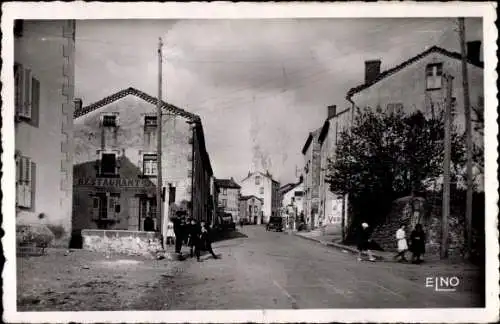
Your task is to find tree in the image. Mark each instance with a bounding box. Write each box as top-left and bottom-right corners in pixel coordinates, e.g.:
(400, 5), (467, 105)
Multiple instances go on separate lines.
(325, 107), (466, 234)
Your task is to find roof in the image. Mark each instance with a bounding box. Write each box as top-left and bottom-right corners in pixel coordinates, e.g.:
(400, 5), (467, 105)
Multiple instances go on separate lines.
(239, 195), (263, 202)
(318, 108), (350, 144)
(346, 46), (484, 101)
(215, 178), (241, 189)
(301, 128), (321, 155)
(241, 170), (277, 183)
(279, 181), (302, 195)
(74, 87), (200, 121)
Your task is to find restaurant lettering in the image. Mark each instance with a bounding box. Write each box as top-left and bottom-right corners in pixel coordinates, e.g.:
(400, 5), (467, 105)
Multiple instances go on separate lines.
(75, 177), (154, 188)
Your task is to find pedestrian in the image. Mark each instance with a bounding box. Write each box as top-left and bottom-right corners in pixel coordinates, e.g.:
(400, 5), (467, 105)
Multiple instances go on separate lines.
(410, 224), (426, 264)
(165, 221), (175, 246)
(143, 216), (155, 232)
(172, 212), (184, 254)
(357, 222), (376, 262)
(199, 221), (219, 260)
(188, 219), (200, 258)
(394, 223), (409, 262)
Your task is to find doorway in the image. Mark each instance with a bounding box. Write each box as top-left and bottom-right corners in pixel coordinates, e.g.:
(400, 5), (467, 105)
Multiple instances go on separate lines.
(139, 197), (157, 231)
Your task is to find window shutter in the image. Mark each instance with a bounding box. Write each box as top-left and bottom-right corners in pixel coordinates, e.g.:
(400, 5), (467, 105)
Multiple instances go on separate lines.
(14, 63), (24, 116)
(23, 68), (32, 119)
(28, 161), (35, 209)
(31, 77), (40, 126)
(138, 151), (143, 173)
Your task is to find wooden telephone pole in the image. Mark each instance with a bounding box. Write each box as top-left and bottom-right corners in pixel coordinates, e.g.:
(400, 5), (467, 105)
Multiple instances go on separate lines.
(156, 37), (164, 244)
(458, 17), (474, 259)
(441, 74), (453, 259)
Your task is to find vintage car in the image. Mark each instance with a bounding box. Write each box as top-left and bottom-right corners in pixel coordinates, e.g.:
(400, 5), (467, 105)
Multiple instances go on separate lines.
(266, 216), (283, 232)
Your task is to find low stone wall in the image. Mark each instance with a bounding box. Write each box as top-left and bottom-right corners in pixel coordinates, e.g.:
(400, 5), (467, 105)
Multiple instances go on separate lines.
(82, 229), (163, 258)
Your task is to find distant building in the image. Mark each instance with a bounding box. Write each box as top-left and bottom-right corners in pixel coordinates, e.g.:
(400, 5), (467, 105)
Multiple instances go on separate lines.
(240, 171), (280, 224)
(72, 87), (214, 243)
(346, 44), (484, 190)
(239, 195), (263, 225)
(215, 178), (241, 222)
(14, 20), (76, 246)
(301, 129), (322, 229)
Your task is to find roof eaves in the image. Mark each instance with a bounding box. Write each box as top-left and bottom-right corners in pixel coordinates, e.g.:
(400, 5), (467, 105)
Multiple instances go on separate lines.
(345, 46), (484, 101)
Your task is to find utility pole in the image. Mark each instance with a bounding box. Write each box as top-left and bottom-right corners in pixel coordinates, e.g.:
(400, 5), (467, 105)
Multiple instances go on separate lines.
(441, 74), (453, 259)
(458, 17), (473, 259)
(156, 37), (164, 246)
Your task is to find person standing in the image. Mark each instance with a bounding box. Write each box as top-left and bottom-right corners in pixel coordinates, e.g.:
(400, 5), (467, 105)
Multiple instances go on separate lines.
(357, 222), (376, 262)
(410, 224), (426, 264)
(199, 221), (219, 260)
(394, 224), (409, 262)
(172, 213), (184, 254)
(165, 221), (175, 246)
(188, 219), (200, 258)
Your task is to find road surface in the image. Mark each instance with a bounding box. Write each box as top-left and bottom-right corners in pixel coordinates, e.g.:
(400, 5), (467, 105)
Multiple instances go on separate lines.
(137, 225), (484, 310)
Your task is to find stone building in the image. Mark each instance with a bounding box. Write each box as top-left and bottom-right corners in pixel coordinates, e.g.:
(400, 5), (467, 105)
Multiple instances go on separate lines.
(239, 195), (263, 225)
(215, 178), (241, 223)
(301, 129), (322, 229)
(14, 20), (76, 246)
(317, 105), (351, 235)
(72, 87), (213, 245)
(240, 171), (280, 224)
(346, 43), (484, 190)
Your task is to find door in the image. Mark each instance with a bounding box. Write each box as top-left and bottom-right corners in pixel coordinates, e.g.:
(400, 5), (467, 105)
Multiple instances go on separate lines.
(139, 197), (157, 231)
(128, 197), (140, 231)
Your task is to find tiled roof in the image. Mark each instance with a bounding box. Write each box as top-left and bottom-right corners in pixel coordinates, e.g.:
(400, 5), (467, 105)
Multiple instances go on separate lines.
(240, 195), (263, 202)
(215, 178), (241, 189)
(241, 171), (277, 183)
(279, 181), (302, 195)
(74, 87), (200, 121)
(346, 46), (484, 100)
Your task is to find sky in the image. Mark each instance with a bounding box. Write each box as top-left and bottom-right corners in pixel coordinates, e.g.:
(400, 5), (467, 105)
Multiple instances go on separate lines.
(75, 18), (482, 185)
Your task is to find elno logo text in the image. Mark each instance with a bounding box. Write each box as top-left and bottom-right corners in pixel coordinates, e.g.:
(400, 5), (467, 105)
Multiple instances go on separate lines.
(425, 276), (460, 292)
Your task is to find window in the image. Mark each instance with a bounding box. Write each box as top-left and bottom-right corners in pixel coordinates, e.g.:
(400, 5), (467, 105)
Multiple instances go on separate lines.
(222, 188), (227, 195)
(144, 115), (157, 127)
(426, 63), (443, 90)
(14, 63), (40, 124)
(100, 153), (117, 176)
(143, 154), (158, 176)
(16, 155), (34, 208)
(255, 176), (261, 185)
(101, 114), (118, 127)
(259, 187), (264, 194)
(386, 103), (403, 114)
(144, 115), (158, 147)
(222, 199), (227, 207)
(249, 205), (252, 213)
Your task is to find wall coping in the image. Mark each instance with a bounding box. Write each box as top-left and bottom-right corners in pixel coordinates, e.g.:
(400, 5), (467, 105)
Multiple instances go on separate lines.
(82, 229), (161, 238)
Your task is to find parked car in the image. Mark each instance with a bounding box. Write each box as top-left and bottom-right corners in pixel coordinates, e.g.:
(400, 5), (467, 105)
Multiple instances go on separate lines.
(266, 216), (283, 232)
(221, 213), (236, 231)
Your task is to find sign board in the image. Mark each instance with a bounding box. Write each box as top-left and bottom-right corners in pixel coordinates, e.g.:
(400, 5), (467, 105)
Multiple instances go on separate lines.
(75, 177), (155, 188)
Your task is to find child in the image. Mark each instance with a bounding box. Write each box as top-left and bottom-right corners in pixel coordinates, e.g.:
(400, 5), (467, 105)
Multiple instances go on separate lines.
(394, 224), (409, 262)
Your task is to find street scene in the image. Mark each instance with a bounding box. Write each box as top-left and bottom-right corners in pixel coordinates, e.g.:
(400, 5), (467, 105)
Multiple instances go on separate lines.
(7, 8), (495, 321)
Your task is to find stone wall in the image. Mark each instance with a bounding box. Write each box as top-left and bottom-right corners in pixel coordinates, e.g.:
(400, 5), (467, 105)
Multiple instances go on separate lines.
(82, 229), (162, 258)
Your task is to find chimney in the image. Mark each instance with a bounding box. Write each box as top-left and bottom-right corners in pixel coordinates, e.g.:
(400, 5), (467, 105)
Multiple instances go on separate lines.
(327, 105), (337, 119)
(74, 98), (82, 111)
(466, 41), (481, 64)
(365, 60), (381, 84)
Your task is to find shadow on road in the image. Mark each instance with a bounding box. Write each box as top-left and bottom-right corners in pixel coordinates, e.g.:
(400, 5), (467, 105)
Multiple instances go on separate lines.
(213, 230), (248, 243)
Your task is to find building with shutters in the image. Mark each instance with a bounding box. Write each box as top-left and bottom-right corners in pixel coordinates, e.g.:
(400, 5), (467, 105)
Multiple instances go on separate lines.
(72, 87), (214, 243)
(214, 178), (241, 223)
(14, 20), (76, 246)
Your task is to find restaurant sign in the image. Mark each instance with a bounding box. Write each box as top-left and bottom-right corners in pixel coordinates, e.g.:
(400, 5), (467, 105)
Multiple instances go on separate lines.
(75, 177), (155, 188)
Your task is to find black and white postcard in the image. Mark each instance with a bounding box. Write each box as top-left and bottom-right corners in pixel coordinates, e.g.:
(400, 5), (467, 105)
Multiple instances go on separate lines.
(1, 2), (498, 323)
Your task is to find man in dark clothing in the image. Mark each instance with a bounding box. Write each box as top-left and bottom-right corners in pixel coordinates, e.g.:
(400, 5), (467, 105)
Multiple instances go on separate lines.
(143, 216), (155, 232)
(357, 222), (376, 262)
(198, 221), (218, 261)
(410, 224), (426, 264)
(172, 214), (185, 254)
(188, 219), (201, 258)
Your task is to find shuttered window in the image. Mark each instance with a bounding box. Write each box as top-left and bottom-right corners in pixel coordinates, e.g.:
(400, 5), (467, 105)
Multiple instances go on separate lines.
(425, 63), (443, 90)
(16, 156), (34, 208)
(14, 63), (40, 123)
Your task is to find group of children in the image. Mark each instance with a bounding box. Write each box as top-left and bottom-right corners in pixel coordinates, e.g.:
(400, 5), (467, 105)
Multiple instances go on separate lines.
(357, 222), (426, 264)
(165, 214), (219, 262)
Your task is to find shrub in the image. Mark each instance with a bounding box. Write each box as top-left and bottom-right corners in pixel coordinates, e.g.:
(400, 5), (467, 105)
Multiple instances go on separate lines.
(16, 224), (55, 247)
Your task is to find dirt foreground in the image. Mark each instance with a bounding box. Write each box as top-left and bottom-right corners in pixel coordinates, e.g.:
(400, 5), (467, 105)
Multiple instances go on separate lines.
(17, 248), (184, 311)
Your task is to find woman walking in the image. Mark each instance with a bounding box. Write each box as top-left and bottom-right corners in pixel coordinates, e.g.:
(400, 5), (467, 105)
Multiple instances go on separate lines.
(199, 221), (219, 260)
(394, 224), (409, 262)
(410, 224), (426, 264)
